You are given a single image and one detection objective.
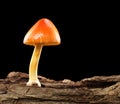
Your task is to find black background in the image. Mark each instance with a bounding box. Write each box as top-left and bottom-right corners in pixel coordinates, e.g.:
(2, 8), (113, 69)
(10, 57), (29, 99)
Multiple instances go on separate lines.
(0, 1), (120, 81)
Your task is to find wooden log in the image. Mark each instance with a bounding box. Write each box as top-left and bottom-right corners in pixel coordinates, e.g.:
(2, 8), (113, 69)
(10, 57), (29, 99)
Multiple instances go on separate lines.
(0, 71), (120, 104)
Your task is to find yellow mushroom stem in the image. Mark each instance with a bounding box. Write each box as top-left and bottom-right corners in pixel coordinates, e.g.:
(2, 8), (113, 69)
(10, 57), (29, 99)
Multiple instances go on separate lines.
(26, 44), (43, 87)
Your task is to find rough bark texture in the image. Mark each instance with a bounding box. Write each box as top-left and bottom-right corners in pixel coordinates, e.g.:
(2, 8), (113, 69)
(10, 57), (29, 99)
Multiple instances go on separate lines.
(0, 71), (120, 104)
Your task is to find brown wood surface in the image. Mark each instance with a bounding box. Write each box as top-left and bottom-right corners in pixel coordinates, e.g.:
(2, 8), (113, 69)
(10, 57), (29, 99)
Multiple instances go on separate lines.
(0, 71), (120, 104)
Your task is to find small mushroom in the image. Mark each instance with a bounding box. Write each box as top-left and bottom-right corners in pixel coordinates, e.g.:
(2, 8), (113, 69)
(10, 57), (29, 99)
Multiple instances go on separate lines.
(23, 18), (61, 87)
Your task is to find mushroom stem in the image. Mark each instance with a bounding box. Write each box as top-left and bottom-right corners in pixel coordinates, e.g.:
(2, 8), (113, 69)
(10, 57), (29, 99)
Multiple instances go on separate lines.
(27, 44), (43, 87)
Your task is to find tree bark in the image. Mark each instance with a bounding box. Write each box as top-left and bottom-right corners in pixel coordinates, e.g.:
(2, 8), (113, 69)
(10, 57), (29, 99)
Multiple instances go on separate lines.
(0, 71), (120, 104)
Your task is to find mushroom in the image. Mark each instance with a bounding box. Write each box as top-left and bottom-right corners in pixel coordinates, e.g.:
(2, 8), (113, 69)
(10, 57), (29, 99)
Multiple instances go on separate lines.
(23, 18), (61, 87)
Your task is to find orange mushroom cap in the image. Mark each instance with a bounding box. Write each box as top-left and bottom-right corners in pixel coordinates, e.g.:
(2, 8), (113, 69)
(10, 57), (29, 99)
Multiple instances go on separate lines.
(23, 18), (61, 46)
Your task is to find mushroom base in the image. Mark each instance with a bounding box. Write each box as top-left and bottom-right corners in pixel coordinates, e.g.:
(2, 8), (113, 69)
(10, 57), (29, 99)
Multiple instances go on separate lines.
(26, 79), (41, 87)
